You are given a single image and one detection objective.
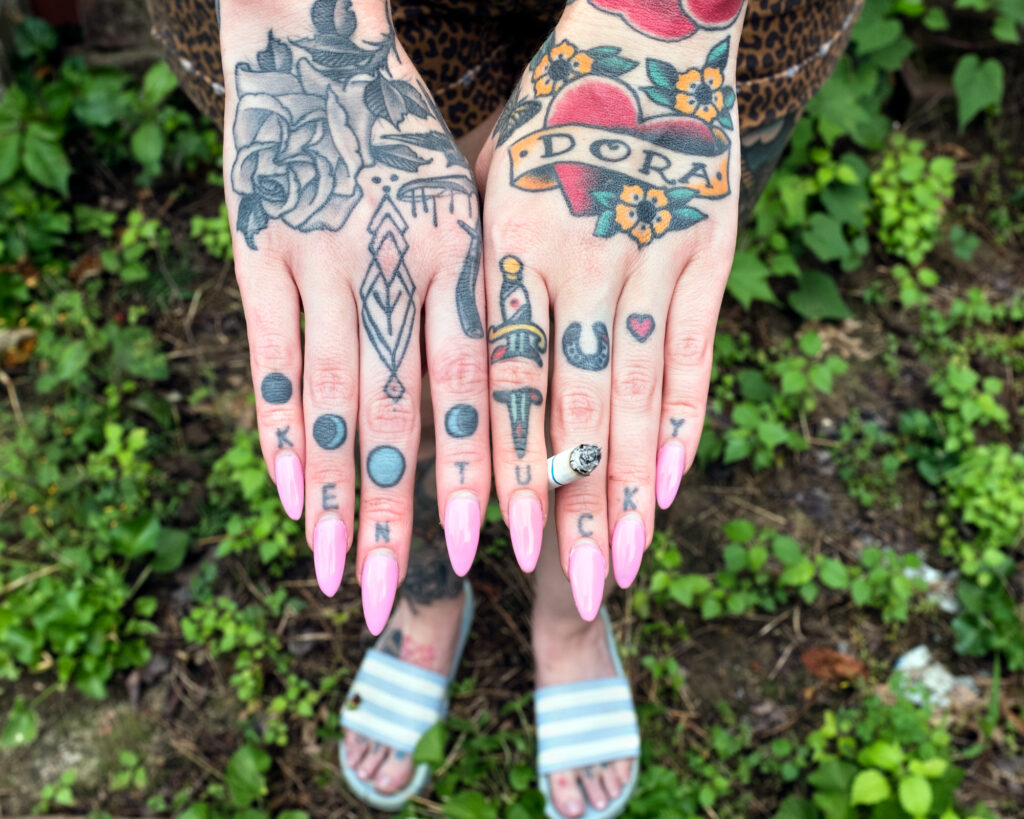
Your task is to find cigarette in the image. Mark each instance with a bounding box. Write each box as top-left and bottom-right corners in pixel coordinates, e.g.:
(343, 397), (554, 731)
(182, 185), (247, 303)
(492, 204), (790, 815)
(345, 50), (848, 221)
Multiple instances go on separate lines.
(548, 444), (602, 489)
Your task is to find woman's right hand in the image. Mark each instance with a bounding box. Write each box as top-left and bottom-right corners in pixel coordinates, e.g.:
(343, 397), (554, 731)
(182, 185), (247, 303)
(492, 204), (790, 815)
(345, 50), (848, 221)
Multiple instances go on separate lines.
(221, 0), (490, 633)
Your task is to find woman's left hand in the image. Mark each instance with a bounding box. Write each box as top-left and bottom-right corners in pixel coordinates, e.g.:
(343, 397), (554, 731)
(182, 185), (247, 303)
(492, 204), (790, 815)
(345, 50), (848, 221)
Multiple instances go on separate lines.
(476, 0), (746, 619)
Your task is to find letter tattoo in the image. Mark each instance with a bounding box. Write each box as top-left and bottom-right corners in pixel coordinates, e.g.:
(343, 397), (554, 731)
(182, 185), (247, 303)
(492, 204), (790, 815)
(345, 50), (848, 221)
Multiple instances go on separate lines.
(515, 464), (532, 485)
(323, 483), (339, 510)
(562, 321), (610, 371)
(455, 461), (468, 484)
(623, 485), (638, 511)
(375, 522), (391, 543)
(276, 426), (293, 448)
(670, 417), (685, 437)
(493, 388), (544, 458)
(577, 513), (594, 537)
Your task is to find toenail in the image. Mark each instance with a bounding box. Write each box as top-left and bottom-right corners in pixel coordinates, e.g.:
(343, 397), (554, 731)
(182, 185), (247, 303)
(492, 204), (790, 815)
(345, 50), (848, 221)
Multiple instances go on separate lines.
(377, 776), (391, 789)
(594, 798), (607, 809)
(564, 800), (583, 816)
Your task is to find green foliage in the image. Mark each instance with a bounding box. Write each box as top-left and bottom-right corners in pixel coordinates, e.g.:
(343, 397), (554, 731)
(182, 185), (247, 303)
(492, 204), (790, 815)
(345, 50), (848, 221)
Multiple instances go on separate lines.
(191, 203), (235, 262)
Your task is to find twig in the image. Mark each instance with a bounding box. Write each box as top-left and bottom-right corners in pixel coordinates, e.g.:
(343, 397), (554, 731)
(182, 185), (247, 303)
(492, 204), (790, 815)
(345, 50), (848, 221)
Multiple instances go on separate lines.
(0, 369), (25, 427)
(0, 563), (60, 597)
(769, 642), (796, 680)
(756, 608), (792, 639)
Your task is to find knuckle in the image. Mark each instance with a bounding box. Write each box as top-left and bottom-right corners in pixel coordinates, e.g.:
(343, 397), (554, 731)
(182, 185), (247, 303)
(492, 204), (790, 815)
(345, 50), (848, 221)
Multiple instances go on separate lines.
(304, 465), (351, 490)
(259, 405), (298, 430)
(663, 397), (706, 424)
(611, 361), (659, 406)
(361, 393), (418, 438)
(250, 332), (299, 375)
(666, 330), (711, 369)
(359, 494), (410, 521)
(306, 364), (357, 407)
(557, 494), (606, 524)
(431, 348), (488, 398)
(554, 385), (605, 431)
(490, 362), (545, 391)
(607, 464), (655, 488)
(487, 218), (541, 265)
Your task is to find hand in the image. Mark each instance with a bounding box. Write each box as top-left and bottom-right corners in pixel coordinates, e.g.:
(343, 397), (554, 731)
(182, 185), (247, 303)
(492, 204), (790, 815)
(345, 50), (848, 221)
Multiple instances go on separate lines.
(221, 0), (489, 632)
(476, 0), (745, 617)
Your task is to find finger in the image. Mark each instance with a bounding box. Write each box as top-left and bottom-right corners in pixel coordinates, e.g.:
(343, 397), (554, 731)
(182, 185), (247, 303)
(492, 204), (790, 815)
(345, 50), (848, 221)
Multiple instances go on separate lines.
(297, 273), (359, 599)
(355, 191), (423, 635)
(236, 252), (306, 522)
(607, 275), (669, 588)
(486, 251), (550, 573)
(549, 291), (614, 621)
(658, 238), (735, 510)
(425, 219), (490, 577)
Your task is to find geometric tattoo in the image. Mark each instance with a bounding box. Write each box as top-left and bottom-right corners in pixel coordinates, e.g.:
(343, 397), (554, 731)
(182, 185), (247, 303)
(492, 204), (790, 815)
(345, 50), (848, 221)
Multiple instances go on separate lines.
(361, 190), (416, 403)
(312, 413), (347, 449)
(488, 255), (547, 367)
(493, 387), (543, 458)
(562, 321), (610, 371)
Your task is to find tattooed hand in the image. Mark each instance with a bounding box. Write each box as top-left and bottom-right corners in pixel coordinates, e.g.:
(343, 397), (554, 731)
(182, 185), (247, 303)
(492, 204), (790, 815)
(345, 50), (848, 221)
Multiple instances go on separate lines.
(222, 0), (489, 632)
(477, 0), (745, 615)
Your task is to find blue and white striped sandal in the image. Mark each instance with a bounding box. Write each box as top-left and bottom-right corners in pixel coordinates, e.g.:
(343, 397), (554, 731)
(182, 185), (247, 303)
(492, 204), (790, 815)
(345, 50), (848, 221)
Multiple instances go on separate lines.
(338, 581), (475, 811)
(536, 608), (640, 819)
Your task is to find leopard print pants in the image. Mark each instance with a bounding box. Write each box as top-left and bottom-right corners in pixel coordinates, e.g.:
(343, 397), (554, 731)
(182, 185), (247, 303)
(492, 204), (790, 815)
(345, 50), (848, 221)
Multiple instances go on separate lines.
(146, 0), (863, 220)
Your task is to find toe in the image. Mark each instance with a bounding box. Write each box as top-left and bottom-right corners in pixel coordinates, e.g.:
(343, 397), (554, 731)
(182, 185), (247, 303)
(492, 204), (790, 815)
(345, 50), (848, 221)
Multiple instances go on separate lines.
(580, 766), (609, 812)
(356, 741), (388, 781)
(343, 731), (369, 769)
(373, 748), (415, 794)
(599, 763), (621, 800)
(610, 758), (634, 789)
(548, 770), (586, 818)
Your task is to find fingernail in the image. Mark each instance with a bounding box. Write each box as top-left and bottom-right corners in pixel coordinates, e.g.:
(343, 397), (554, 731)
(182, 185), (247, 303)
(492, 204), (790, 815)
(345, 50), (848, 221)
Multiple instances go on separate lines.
(444, 495), (481, 577)
(612, 515), (645, 589)
(569, 541), (605, 622)
(275, 451), (304, 520)
(656, 442), (686, 510)
(313, 517), (346, 597)
(509, 493), (543, 572)
(361, 550), (398, 636)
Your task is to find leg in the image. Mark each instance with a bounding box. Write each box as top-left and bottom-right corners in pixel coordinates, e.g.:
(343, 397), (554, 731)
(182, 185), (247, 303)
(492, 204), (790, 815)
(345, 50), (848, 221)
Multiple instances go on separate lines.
(532, 512), (635, 818)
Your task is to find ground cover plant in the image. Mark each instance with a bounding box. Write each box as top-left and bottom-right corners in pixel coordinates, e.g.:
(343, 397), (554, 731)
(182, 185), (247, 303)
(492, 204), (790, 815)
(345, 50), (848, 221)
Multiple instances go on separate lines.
(0, 1), (1022, 817)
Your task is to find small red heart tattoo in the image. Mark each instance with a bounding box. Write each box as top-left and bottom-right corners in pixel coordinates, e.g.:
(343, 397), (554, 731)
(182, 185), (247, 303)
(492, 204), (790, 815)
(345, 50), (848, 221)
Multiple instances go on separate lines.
(627, 313), (655, 342)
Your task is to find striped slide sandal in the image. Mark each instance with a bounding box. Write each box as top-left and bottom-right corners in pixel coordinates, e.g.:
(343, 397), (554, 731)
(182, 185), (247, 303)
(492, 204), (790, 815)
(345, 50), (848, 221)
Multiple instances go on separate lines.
(339, 581), (475, 811)
(536, 608), (640, 819)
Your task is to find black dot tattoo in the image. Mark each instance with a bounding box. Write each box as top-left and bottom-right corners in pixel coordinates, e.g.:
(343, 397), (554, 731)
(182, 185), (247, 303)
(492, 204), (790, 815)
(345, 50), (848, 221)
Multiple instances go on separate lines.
(577, 513), (594, 537)
(275, 426), (293, 448)
(261, 373), (292, 404)
(444, 404), (479, 438)
(323, 483), (338, 510)
(623, 486), (638, 511)
(670, 418), (685, 437)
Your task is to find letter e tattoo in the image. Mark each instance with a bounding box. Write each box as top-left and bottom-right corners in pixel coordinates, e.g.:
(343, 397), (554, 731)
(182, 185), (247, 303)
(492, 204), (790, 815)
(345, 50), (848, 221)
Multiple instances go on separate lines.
(323, 483), (338, 510)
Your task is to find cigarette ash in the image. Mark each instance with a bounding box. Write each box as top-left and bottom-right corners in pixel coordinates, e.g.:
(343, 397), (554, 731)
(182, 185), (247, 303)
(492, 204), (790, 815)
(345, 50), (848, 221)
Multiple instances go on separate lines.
(569, 444), (602, 476)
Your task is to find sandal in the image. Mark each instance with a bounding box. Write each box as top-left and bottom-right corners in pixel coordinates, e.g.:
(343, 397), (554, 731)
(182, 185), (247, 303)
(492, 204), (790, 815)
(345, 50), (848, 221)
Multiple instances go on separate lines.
(339, 580), (475, 811)
(536, 608), (640, 819)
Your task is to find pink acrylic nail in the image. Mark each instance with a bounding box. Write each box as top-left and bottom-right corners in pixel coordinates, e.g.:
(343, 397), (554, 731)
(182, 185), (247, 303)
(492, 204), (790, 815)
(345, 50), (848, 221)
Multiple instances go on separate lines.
(509, 493), (543, 573)
(444, 495), (481, 577)
(612, 515), (645, 589)
(275, 451), (304, 521)
(361, 550), (398, 636)
(656, 443), (686, 510)
(569, 541), (605, 622)
(313, 518), (347, 598)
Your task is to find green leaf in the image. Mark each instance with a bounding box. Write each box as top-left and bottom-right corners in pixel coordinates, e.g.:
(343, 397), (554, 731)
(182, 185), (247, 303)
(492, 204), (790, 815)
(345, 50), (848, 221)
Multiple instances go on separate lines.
(592, 56), (639, 77)
(858, 740), (904, 772)
(508, 764), (533, 791)
(727, 250), (778, 309)
(779, 558), (816, 587)
(772, 535), (803, 566)
(111, 513), (161, 558)
(850, 769), (892, 805)
(55, 340), (91, 381)
(0, 130), (20, 185)
(594, 209), (619, 238)
(787, 270), (852, 321)
(646, 58), (678, 88)
(151, 528), (190, 573)
(799, 332), (823, 357)
(723, 518), (756, 543)
(141, 62), (179, 107)
(819, 558), (850, 590)
(898, 775), (933, 817)
(0, 697), (38, 748)
(669, 574), (712, 607)
(802, 213), (849, 262)
(669, 207), (706, 231)
(807, 759), (856, 793)
(225, 744), (271, 807)
(717, 108), (733, 130)
(444, 792), (498, 819)
(908, 757), (948, 779)
(590, 190), (620, 208)
(22, 123), (70, 195)
(705, 37), (730, 70)
(14, 17), (57, 59)
(952, 54), (1005, 131)
(723, 543), (748, 573)
(413, 722), (447, 766)
(131, 121), (165, 169)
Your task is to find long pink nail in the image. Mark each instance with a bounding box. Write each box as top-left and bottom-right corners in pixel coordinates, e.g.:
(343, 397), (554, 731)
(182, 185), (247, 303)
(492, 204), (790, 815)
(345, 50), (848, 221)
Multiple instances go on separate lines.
(313, 518), (346, 597)
(612, 515), (645, 589)
(275, 452), (304, 520)
(361, 550), (398, 636)
(509, 493), (543, 572)
(656, 443), (686, 510)
(444, 495), (481, 577)
(569, 541), (605, 622)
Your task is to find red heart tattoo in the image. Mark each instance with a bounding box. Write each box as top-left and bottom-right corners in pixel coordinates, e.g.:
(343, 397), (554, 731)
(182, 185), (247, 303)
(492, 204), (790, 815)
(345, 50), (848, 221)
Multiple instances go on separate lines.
(626, 313), (655, 343)
(545, 76), (725, 215)
(589, 0), (744, 41)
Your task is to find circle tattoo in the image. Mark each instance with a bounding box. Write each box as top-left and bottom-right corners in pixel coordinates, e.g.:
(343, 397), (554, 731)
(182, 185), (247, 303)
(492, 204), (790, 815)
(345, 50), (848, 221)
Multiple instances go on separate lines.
(312, 414), (347, 450)
(260, 373), (292, 404)
(367, 445), (406, 488)
(444, 404), (479, 439)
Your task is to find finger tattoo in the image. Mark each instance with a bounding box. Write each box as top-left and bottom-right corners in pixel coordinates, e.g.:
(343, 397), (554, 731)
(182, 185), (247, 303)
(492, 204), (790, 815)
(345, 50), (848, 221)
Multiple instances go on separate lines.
(261, 373), (292, 404)
(367, 445), (406, 488)
(323, 483), (339, 510)
(375, 522), (391, 543)
(623, 485), (638, 510)
(275, 426), (293, 448)
(455, 219), (484, 338)
(562, 321), (610, 371)
(493, 387), (543, 458)
(444, 404), (479, 438)
(312, 413), (347, 449)
(488, 255), (547, 367)
(670, 418), (685, 437)
(626, 313), (655, 343)
(577, 513), (594, 537)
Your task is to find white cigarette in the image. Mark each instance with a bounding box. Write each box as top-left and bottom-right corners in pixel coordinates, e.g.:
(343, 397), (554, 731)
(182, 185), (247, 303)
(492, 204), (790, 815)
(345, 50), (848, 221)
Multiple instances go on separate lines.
(548, 444), (602, 489)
